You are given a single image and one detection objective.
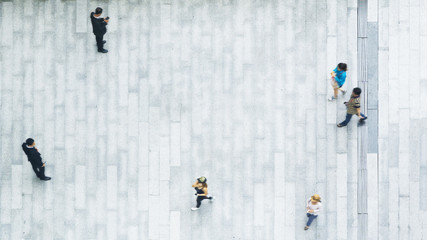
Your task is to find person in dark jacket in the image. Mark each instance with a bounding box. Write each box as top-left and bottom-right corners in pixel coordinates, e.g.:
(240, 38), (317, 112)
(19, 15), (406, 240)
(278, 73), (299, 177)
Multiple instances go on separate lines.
(90, 7), (109, 53)
(191, 177), (214, 211)
(22, 138), (51, 181)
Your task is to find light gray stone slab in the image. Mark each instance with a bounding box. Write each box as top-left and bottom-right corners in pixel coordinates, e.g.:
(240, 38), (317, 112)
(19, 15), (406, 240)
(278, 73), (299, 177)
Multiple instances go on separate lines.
(368, 0), (379, 21)
(389, 167), (399, 237)
(367, 153), (379, 240)
(76, 0), (89, 32)
(420, 167), (427, 211)
(107, 211), (117, 240)
(1, 2), (13, 46)
(149, 195), (160, 239)
(11, 166), (22, 210)
(170, 211), (180, 240)
(409, 182), (422, 239)
(107, 166), (117, 210)
(75, 165), (86, 210)
(423, 211), (427, 240)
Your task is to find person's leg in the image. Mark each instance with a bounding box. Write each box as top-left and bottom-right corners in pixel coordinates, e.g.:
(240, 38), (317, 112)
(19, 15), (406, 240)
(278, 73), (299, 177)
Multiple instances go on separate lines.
(333, 87), (338, 98)
(96, 35), (104, 50)
(196, 196), (208, 208)
(338, 113), (353, 127)
(329, 79), (338, 99)
(306, 214), (318, 227)
(338, 84), (346, 94)
(38, 166), (46, 178)
(31, 164), (41, 178)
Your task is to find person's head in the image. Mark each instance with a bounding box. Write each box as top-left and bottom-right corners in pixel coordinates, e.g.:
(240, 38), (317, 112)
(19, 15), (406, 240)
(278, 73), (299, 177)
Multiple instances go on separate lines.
(337, 63), (347, 71)
(353, 87), (362, 96)
(26, 138), (35, 146)
(95, 7), (103, 16)
(197, 177), (207, 184)
(311, 194), (321, 204)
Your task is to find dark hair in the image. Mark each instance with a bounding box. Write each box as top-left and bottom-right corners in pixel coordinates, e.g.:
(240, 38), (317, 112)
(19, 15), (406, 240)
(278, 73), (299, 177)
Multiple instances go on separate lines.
(353, 87), (362, 95)
(95, 7), (103, 14)
(337, 63), (347, 71)
(26, 138), (34, 146)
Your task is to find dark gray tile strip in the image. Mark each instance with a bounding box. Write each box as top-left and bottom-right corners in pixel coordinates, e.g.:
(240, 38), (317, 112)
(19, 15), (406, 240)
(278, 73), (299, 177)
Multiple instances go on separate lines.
(357, 0), (368, 239)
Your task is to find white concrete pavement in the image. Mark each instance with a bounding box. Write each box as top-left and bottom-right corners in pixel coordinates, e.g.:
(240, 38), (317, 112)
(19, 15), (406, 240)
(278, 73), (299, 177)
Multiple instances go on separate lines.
(0, 0), (426, 239)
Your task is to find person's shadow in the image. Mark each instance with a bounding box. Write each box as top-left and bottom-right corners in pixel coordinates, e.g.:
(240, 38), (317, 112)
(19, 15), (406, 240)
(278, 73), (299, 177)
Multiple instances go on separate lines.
(358, 119), (367, 126)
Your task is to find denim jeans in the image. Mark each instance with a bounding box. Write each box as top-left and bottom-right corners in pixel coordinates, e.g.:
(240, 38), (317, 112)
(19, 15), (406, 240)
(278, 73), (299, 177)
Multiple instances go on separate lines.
(339, 113), (366, 126)
(306, 213), (318, 226)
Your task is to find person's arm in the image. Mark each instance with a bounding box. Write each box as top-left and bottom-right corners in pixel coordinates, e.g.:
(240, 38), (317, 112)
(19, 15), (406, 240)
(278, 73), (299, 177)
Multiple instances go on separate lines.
(32, 151), (44, 167)
(354, 100), (363, 118)
(313, 204), (322, 213)
(191, 181), (198, 188)
(22, 143), (27, 154)
(331, 68), (337, 76)
(197, 188), (208, 196)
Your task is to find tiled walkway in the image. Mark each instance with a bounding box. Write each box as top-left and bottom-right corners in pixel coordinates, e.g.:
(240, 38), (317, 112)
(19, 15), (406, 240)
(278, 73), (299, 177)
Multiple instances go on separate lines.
(0, 0), (426, 239)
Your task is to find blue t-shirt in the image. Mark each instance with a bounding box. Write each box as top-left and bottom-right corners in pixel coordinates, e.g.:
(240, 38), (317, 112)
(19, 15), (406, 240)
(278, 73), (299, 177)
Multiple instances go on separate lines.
(333, 67), (347, 87)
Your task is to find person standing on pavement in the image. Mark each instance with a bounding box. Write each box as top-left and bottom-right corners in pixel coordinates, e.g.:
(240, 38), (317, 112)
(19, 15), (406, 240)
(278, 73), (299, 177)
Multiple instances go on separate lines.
(191, 177), (214, 211)
(304, 194), (322, 230)
(328, 63), (348, 101)
(90, 7), (109, 53)
(21, 138), (51, 181)
(337, 87), (368, 127)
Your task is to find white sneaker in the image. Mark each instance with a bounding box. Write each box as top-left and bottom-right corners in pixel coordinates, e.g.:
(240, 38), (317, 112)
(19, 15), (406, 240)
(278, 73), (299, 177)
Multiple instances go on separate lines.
(328, 96), (336, 101)
(191, 207), (199, 211)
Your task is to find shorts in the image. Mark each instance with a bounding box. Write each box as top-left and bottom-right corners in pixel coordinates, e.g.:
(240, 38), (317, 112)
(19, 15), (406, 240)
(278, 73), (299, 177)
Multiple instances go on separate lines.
(330, 77), (343, 88)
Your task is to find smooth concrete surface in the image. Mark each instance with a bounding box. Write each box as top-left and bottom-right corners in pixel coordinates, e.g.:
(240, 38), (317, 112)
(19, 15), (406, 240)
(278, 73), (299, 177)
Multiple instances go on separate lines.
(0, 0), (426, 239)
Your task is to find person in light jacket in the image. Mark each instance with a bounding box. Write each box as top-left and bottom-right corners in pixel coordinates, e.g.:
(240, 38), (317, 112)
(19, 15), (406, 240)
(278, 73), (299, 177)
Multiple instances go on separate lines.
(304, 194), (322, 230)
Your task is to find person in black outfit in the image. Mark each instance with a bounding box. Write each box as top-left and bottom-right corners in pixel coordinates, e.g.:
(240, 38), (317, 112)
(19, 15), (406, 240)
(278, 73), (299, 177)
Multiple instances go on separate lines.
(22, 138), (51, 181)
(191, 177), (214, 210)
(90, 7), (109, 53)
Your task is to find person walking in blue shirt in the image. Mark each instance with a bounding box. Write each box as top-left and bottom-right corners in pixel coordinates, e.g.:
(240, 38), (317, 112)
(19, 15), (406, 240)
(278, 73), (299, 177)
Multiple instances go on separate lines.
(328, 63), (347, 101)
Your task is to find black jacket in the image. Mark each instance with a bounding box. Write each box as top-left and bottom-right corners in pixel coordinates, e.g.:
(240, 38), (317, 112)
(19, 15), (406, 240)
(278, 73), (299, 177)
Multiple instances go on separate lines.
(22, 143), (43, 167)
(90, 12), (107, 35)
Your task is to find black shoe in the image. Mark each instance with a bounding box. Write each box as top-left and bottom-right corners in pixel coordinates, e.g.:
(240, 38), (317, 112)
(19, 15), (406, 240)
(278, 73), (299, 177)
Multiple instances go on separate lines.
(103, 40), (106, 44)
(40, 177), (51, 181)
(98, 49), (108, 53)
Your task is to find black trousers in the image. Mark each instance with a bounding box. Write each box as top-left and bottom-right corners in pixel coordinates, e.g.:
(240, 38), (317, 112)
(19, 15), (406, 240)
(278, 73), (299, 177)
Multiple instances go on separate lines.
(95, 34), (104, 51)
(196, 196), (212, 208)
(31, 162), (45, 178)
